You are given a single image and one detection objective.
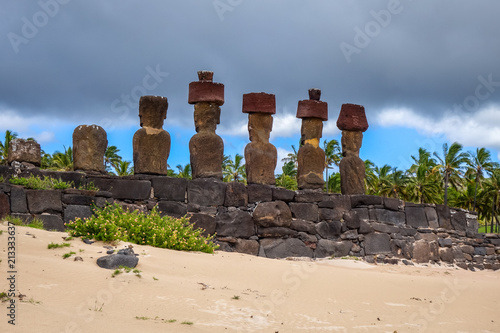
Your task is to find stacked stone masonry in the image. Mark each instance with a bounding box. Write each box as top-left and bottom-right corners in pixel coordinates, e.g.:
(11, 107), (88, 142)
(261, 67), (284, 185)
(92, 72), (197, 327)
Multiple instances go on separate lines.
(1, 165), (499, 271)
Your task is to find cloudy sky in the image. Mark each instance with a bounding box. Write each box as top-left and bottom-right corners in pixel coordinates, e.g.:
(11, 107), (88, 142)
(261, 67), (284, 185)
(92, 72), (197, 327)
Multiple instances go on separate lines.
(1, 0), (500, 173)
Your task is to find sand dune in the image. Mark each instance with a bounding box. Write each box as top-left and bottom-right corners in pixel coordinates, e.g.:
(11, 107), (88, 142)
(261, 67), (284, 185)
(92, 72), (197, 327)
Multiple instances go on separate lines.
(1, 222), (499, 333)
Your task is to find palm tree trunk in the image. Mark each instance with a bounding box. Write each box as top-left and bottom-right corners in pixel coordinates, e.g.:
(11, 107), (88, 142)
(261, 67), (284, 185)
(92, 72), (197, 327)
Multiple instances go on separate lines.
(444, 172), (449, 206)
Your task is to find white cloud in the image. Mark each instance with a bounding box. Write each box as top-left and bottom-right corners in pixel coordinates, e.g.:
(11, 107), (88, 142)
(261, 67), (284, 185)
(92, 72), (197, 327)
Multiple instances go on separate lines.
(0, 110), (59, 143)
(276, 146), (294, 174)
(374, 105), (500, 153)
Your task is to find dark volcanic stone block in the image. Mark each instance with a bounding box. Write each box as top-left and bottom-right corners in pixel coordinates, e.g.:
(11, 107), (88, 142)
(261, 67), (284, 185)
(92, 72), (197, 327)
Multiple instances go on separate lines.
(234, 239), (260, 256)
(215, 210), (254, 238)
(260, 238), (313, 258)
(157, 201), (188, 218)
(189, 213), (216, 236)
(383, 197), (400, 211)
(41, 170), (86, 188)
(11, 186), (28, 213)
(257, 227), (298, 238)
(373, 209), (405, 226)
(62, 194), (94, 206)
(224, 182), (248, 207)
(289, 202), (318, 221)
(64, 205), (92, 224)
(344, 210), (360, 229)
(425, 207), (439, 229)
(405, 206), (429, 229)
(315, 221), (342, 239)
(253, 201), (292, 228)
(38, 214), (65, 231)
(315, 239), (352, 258)
(436, 204), (452, 230)
(188, 178), (226, 206)
(364, 232), (391, 255)
(272, 187), (295, 202)
(451, 210), (467, 232)
(294, 191), (325, 203)
(0, 192), (10, 219)
(89, 177), (151, 200)
(27, 190), (62, 213)
(319, 208), (343, 221)
(289, 219), (316, 234)
(152, 177), (187, 201)
(247, 184), (273, 203)
(350, 195), (383, 208)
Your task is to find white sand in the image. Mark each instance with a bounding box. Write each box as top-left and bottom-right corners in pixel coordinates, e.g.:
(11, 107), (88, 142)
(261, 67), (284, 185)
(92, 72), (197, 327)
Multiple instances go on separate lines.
(1, 222), (499, 333)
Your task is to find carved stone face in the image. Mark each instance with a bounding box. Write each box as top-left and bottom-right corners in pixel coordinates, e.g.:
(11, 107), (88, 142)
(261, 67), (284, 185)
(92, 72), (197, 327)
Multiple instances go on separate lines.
(248, 113), (272, 142)
(300, 118), (323, 144)
(193, 102), (220, 133)
(139, 96), (168, 129)
(341, 130), (363, 156)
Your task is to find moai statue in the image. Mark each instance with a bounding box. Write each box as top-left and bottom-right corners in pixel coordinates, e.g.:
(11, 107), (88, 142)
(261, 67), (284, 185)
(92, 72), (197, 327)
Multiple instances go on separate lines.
(73, 125), (107, 173)
(8, 139), (41, 167)
(336, 103), (368, 195)
(296, 88), (328, 190)
(133, 95), (170, 175)
(188, 71), (224, 179)
(242, 92), (277, 185)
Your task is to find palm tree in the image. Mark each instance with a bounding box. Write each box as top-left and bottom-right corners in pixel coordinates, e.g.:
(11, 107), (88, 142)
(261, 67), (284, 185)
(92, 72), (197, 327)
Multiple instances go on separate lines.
(104, 145), (122, 171)
(466, 148), (499, 212)
(176, 163), (192, 180)
(434, 142), (469, 206)
(406, 148), (441, 204)
(385, 167), (408, 199)
(112, 160), (133, 176)
(326, 172), (341, 193)
(52, 146), (73, 171)
(0, 130), (18, 164)
(223, 154), (246, 182)
(479, 170), (500, 233)
(323, 139), (341, 193)
(282, 145), (299, 170)
(364, 159), (378, 195)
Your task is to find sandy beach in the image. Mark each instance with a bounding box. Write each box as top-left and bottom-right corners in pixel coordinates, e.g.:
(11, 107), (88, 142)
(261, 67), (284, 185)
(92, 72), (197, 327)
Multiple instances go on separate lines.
(1, 222), (499, 333)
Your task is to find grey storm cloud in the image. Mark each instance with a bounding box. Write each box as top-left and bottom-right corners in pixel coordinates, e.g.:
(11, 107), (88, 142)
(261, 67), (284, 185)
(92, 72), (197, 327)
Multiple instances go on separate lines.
(1, 0), (499, 130)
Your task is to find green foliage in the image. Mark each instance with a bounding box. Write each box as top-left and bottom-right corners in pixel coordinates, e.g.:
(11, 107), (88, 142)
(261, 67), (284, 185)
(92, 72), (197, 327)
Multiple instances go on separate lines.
(78, 181), (100, 191)
(4, 215), (44, 229)
(9, 175), (72, 190)
(0, 130), (18, 165)
(223, 154), (246, 183)
(48, 242), (71, 249)
(62, 251), (76, 259)
(66, 203), (218, 253)
(181, 321), (194, 325)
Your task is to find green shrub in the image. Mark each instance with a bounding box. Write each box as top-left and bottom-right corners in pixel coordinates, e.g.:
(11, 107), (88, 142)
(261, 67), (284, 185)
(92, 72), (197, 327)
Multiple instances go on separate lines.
(9, 175), (72, 190)
(66, 203), (218, 254)
(48, 242), (71, 249)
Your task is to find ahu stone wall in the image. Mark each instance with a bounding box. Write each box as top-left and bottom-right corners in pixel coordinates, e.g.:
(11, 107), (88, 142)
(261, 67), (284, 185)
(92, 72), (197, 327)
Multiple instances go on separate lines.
(1, 166), (499, 271)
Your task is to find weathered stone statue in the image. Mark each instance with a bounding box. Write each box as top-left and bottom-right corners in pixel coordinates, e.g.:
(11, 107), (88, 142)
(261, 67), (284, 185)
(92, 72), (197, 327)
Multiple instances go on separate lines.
(188, 71), (224, 179)
(337, 103), (368, 195)
(133, 95), (170, 175)
(8, 138), (41, 167)
(296, 88), (328, 190)
(243, 92), (277, 185)
(73, 125), (107, 173)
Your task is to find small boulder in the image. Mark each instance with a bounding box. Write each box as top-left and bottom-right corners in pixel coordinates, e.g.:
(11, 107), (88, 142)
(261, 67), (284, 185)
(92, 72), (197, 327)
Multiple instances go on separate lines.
(96, 247), (138, 269)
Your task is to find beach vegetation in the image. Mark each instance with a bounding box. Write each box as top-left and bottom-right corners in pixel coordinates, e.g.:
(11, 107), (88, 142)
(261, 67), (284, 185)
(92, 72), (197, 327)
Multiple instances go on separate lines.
(62, 251), (76, 259)
(47, 242), (71, 249)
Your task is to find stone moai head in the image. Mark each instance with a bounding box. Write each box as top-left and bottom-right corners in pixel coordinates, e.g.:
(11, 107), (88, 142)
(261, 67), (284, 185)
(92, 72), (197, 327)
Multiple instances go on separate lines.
(242, 92), (276, 142)
(296, 88), (328, 145)
(8, 138), (41, 166)
(73, 125), (107, 172)
(139, 96), (168, 129)
(188, 71), (224, 133)
(336, 103), (368, 156)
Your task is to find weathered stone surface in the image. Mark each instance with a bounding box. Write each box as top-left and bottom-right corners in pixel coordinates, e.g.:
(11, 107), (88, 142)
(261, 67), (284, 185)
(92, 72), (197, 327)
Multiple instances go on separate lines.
(96, 248), (138, 269)
(8, 138), (41, 166)
(429, 241), (439, 261)
(10, 186), (27, 213)
(315, 239), (352, 258)
(370, 222), (400, 234)
(297, 231), (317, 244)
(438, 238), (453, 247)
(436, 204), (452, 230)
(424, 207), (439, 229)
(295, 191), (325, 203)
(474, 247), (487, 256)
(188, 179), (226, 206)
(253, 201), (292, 228)
(358, 220), (373, 234)
(341, 229), (358, 240)
(336, 103), (368, 132)
(391, 239), (412, 259)
(383, 198), (400, 211)
(344, 210), (360, 229)
(189, 213), (216, 236)
(352, 207), (369, 221)
(247, 184), (273, 203)
(439, 247), (454, 263)
(233, 239), (259, 256)
(73, 125), (107, 172)
(151, 177), (187, 201)
(91, 178), (151, 201)
(133, 96), (170, 175)
(364, 232), (391, 255)
(38, 214), (65, 231)
(296, 100), (328, 120)
(406, 206), (428, 228)
(289, 202), (318, 221)
(242, 92), (276, 114)
(413, 240), (430, 263)
(64, 205), (92, 224)
(257, 227), (298, 238)
(351, 195), (383, 207)
(157, 201), (187, 218)
(315, 221), (342, 239)
(272, 187), (295, 202)
(297, 118), (325, 190)
(339, 134), (365, 195)
(319, 208), (343, 221)
(0, 192), (10, 219)
(373, 209), (406, 226)
(26, 190), (62, 213)
(244, 113), (277, 185)
(188, 71), (224, 105)
(224, 182), (248, 207)
(260, 238), (313, 258)
(320, 195), (351, 210)
(451, 210), (467, 232)
(215, 210), (254, 238)
(289, 219), (316, 234)
(62, 194), (94, 206)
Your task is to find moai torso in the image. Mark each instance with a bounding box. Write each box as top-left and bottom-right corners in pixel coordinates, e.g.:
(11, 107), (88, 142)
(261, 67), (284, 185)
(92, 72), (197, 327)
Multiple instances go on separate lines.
(133, 96), (170, 175)
(337, 103), (368, 195)
(73, 125), (107, 173)
(242, 92), (277, 185)
(188, 71), (225, 180)
(296, 89), (328, 190)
